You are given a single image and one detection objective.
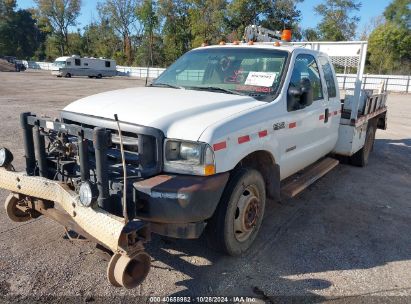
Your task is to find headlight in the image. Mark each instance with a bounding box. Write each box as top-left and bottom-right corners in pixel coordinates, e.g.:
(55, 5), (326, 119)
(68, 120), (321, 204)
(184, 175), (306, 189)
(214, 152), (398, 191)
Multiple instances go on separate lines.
(78, 181), (98, 207)
(164, 140), (215, 176)
(0, 148), (13, 167)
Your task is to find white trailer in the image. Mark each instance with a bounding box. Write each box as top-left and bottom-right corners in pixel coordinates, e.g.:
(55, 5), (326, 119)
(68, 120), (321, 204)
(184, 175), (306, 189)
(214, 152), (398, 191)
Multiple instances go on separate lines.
(51, 55), (117, 78)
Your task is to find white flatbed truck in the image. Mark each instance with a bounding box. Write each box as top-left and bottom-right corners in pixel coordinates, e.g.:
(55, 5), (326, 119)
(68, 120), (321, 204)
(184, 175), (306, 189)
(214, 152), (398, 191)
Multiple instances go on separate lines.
(0, 30), (387, 288)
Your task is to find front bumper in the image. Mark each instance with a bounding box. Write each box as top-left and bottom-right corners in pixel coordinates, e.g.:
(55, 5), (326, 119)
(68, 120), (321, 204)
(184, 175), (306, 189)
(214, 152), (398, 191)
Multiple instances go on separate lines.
(0, 167), (147, 254)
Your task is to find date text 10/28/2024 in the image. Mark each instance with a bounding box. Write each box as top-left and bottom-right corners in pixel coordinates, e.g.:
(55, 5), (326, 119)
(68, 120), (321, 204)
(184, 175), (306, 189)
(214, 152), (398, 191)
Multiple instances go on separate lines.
(149, 296), (258, 303)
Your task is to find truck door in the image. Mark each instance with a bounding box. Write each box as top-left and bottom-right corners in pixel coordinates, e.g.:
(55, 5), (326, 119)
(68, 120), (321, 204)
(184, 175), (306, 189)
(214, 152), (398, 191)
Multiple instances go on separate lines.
(319, 55), (340, 148)
(280, 53), (332, 178)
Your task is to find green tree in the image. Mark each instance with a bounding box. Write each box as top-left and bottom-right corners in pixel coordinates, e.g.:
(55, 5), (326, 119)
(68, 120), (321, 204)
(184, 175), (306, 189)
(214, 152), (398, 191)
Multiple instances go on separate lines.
(188, 0), (227, 46)
(367, 22), (411, 74)
(98, 0), (140, 65)
(366, 0), (411, 74)
(0, 2), (43, 58)
(226, 0), (303, 41)
(262, 0), (304, 39)
(34, 0), (81, 56)
(314, 0), (361, 41)
(136, 0), (161, 66)
(0, 0), (16, 17)
(383, 0), (410, 29)
(303, 28), (320, 41)
(83, 21), (122, 60)
(158, 0), (191, 65)
(225, 0), (265, 40)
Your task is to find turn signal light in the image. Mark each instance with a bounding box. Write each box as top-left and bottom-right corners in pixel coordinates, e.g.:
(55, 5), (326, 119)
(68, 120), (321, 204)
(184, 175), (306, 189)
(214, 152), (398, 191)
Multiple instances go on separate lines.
(204, 165), (216, 176)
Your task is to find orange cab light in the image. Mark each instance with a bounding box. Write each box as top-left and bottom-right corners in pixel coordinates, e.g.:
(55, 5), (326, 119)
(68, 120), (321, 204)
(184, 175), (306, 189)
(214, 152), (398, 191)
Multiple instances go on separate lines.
(274, 41), (281, 46)
(219, 41), (226, 45)
(201, 42), (208, 47)
(233, 40), (240, 45)
(281, 29), (292, 42)
(247, 41), (254, 45)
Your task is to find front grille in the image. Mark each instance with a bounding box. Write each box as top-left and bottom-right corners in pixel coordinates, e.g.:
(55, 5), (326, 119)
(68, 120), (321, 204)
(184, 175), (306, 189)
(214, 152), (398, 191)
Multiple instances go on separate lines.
(61, 115), (164, 178)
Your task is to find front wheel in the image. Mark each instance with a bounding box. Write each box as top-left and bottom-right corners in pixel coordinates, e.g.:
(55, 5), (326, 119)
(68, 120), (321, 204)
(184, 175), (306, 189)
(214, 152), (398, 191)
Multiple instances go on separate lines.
(206, 168), (266, 256)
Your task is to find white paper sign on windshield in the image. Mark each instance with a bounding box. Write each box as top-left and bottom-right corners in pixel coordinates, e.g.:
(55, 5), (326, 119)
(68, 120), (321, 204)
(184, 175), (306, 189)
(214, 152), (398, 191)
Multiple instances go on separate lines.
(244, 72), (278, 87)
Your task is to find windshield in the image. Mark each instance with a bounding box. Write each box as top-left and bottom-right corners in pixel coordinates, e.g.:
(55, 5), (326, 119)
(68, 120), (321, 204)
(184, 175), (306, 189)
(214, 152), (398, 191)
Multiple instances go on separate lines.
(153, 47), (288, 101)
(53, 60), (66, 67)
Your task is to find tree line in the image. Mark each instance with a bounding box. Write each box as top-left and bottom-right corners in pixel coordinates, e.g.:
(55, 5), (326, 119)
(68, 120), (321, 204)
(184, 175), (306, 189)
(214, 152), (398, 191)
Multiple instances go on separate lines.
(0, 0), (410, 74)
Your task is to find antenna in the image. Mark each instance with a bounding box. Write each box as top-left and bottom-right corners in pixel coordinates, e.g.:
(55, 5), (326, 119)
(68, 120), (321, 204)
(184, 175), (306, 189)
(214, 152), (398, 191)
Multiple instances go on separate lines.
(114, 114), (128, 224)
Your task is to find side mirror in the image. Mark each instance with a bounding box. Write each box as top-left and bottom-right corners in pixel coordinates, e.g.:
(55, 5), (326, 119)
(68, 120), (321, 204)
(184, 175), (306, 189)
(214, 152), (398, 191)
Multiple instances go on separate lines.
(300, 78), (313, 106)
(287, 86), (302, 111)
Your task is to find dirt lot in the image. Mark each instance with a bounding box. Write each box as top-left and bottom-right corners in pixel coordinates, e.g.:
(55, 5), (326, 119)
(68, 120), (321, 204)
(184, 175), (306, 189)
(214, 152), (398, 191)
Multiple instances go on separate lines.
(0, 70), (410, 302)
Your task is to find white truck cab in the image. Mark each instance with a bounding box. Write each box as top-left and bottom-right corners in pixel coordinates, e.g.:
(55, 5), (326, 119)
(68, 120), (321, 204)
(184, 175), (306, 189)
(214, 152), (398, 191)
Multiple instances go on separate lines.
(0, 36), (387, 289)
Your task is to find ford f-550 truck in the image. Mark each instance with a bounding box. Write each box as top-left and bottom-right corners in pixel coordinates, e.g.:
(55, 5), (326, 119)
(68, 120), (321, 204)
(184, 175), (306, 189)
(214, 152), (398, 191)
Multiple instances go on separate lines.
(0, 35), (387, 288)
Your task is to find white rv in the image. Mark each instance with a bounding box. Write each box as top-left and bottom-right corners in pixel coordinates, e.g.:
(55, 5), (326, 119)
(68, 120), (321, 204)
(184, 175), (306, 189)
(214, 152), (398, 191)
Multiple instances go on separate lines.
(51, 55), (117, 78)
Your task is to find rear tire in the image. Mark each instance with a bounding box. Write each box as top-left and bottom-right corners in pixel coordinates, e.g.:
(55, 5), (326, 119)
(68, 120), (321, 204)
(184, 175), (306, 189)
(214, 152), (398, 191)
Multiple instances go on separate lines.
(97, 74), (102, 79)
(350, 120), (377, 167)
(65, 73), (71, 78)
(206, 168), (266, 256)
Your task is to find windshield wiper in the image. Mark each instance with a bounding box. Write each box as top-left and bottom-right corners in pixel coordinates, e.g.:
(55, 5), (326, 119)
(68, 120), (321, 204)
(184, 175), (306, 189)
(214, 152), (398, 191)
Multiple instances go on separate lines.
(186, 86), (245, 96)
(150, 83), (183, 89)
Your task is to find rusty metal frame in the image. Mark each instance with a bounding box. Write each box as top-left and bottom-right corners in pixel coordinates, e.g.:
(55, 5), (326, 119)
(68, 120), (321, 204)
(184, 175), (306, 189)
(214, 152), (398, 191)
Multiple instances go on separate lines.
(0, 168), (148, 255)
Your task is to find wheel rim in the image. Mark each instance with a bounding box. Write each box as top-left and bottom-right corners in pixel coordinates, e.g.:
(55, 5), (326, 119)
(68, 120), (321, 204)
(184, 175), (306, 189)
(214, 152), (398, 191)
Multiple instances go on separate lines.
(233, 184), (261, 242)
(5, 193), (31, 222)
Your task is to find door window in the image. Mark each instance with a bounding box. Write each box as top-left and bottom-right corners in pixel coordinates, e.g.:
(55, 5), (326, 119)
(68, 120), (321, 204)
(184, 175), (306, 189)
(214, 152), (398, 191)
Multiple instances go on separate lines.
(319, 56), (337, 98)
(75, 58), (81, 66)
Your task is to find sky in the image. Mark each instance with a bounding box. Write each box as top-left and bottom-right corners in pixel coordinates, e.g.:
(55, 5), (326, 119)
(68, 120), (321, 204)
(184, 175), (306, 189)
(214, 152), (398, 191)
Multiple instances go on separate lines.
(17, 0), (391, 34)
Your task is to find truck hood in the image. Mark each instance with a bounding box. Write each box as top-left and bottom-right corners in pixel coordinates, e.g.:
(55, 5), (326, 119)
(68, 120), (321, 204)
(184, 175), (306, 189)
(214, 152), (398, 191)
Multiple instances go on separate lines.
(63, 87), (265, 141)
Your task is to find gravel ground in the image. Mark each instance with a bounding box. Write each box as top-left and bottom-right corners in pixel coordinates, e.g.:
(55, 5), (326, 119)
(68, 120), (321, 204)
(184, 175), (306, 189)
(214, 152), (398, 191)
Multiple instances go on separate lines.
(0, 70), (410, 302)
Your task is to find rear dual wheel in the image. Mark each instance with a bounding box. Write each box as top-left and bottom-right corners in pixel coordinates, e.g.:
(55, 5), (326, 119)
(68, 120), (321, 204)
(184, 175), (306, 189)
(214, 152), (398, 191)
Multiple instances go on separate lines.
(206, 168), (266, 256)
(350, 120), (377, 167)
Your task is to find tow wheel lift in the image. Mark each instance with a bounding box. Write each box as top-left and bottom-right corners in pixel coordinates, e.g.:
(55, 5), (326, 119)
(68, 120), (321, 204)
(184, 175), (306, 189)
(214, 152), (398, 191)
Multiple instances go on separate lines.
(4, 186), (152, 288)
(0, 111), (154, 288)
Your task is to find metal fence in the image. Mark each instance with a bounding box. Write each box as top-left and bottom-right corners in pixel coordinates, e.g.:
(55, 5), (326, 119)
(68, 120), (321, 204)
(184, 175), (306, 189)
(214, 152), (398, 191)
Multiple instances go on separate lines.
(24, 61), (410, 93)
(337, 74), (410, 93)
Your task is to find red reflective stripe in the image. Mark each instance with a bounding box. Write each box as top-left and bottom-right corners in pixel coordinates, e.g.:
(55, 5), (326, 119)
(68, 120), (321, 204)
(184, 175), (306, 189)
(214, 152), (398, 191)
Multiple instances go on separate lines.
(238, 135), (250, 144)
(258, 130), (268, 138)
(319, 114), (325, 120)
(289, 122), (297, 129)
(334, 111), (338, 115)
(213, 141), (226, 151)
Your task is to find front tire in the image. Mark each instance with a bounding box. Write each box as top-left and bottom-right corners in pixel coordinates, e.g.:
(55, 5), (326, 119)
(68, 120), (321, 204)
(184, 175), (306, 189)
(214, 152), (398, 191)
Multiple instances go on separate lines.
(206, 168), (266, 256)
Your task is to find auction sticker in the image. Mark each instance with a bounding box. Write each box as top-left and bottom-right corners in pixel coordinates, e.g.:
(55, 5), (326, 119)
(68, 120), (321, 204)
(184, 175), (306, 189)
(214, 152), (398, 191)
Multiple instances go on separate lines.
(244, 72), (277, 87)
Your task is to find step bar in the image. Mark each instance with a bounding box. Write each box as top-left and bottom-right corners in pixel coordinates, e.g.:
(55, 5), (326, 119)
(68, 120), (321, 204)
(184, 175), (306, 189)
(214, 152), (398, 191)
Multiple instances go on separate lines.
(281, 157), (339, 199)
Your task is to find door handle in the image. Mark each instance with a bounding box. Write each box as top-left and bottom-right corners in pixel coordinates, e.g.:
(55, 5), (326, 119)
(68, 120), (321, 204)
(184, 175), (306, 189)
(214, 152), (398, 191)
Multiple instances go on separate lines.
(324, 108), (329, 123)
